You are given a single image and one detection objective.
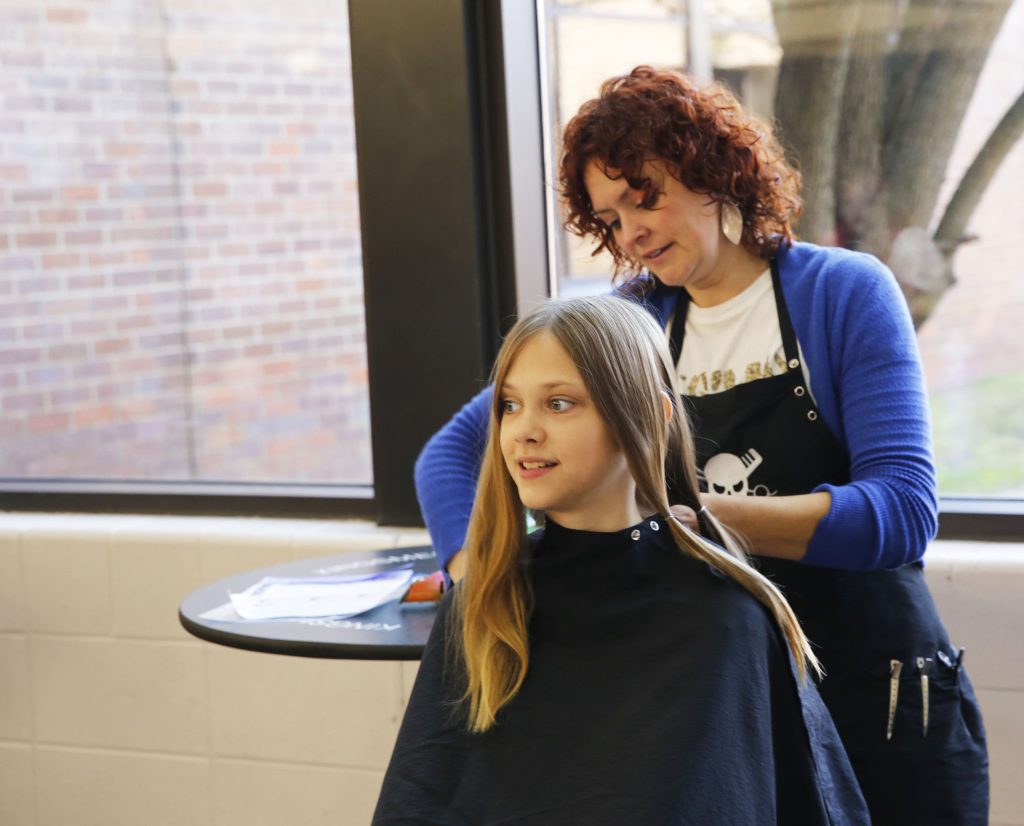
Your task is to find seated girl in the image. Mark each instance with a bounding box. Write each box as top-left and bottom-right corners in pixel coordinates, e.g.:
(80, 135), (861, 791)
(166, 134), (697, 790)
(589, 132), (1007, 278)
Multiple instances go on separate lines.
(373, 296), (868, 825)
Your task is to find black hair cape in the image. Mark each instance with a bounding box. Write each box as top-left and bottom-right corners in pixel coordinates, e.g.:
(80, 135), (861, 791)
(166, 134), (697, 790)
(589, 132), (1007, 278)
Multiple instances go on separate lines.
(373, 517), (869, 825)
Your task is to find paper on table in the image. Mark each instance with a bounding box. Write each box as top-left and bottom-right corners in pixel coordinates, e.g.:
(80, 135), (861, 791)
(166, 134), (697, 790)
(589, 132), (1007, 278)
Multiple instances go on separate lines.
(226, 569), (414, 620)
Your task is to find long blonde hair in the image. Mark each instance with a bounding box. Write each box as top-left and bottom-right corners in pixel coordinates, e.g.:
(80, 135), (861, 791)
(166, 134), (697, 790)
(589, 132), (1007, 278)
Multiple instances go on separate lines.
(455, 295), (820, 732)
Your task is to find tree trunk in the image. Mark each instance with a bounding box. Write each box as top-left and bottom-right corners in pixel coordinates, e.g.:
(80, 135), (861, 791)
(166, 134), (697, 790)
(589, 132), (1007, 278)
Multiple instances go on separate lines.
(771, 0), (1015, 328)
(835, 1), (901, 251)
(772, 0), (861, 245)
(934, 88), (1024, 245)
(905, 89), (1024, 324)
(872, 0), (1010, 246)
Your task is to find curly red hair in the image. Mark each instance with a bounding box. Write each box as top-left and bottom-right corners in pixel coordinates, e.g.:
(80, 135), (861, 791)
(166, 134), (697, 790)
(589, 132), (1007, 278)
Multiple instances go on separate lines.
(559, 66), (802, 275)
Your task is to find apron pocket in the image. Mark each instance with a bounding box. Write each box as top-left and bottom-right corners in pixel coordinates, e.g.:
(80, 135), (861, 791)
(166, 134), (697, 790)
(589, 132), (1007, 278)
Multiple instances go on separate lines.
(825, 652), (990, 826)
(935, 651), (987, 747)
(820, 646), (975, 747)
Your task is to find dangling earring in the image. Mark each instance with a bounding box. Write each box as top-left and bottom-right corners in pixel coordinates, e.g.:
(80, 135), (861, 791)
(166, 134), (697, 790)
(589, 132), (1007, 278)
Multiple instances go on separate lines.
(720, 201), (743, 245)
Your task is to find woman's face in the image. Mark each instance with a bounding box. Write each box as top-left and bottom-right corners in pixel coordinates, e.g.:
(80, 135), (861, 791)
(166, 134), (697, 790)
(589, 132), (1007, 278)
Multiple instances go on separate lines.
(584, 159), (725, 291)
(498, 331), (639, 532)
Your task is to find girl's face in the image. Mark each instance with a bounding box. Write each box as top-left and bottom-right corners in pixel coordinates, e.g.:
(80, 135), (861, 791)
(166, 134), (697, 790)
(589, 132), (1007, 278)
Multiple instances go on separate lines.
(498, 331), (640, 532)
(584, 159), (724, 292)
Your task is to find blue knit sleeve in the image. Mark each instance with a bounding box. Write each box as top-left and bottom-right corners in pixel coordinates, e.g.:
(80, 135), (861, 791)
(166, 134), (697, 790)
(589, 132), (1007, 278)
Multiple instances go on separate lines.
(802, 256), (938, 570)
(414, 386), (492, 572)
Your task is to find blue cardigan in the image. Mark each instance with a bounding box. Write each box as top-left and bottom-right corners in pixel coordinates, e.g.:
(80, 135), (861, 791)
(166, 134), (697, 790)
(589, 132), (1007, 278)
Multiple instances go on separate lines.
(414, 242), (938, 571)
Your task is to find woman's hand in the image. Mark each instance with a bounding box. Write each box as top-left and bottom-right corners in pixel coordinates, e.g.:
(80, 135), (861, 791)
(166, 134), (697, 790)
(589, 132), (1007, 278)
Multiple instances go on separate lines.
(700, 491), (831, 560)
(672, 493), (831, 560)
(669, 504), (700, 531)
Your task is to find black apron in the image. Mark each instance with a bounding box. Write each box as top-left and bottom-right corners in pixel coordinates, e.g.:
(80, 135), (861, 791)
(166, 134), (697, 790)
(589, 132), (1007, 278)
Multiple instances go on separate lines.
(669, 258), (989, 825)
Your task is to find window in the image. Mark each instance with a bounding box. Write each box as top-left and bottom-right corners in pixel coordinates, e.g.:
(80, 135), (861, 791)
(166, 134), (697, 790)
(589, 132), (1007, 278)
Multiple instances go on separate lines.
(4, 0), (1019, 528)
(539, 0), (1024, 503)
(1, 2), (371, 487)
(2, 0), (537, 525)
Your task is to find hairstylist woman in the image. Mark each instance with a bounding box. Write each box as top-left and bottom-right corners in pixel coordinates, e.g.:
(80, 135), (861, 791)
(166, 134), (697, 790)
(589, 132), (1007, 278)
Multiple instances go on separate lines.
(414, 66), (987, 825)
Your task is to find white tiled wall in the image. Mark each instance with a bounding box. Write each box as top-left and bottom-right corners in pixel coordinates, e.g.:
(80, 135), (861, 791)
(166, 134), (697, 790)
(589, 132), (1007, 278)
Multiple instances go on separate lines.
(923, 541), (1024, 826)
(0, 514), (1020, 826)
(0, 513), (430, 826)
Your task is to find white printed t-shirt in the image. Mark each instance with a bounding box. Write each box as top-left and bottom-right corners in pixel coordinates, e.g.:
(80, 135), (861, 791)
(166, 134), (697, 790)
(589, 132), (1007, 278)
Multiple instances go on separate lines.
(673, 268), (792, 397)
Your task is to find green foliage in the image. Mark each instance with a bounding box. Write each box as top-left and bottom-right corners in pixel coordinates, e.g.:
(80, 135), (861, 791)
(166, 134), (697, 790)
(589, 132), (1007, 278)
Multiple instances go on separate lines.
(930, 370), (1024, 496)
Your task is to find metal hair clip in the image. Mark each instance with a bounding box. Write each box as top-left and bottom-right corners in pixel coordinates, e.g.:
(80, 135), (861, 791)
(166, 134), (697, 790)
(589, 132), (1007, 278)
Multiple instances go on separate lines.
(887, 659), (903, 740)
(917, 657), (933, 737)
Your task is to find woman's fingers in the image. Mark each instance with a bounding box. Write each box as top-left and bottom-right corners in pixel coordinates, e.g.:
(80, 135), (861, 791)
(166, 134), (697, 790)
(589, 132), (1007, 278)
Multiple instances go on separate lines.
(669, 504), (699, 530)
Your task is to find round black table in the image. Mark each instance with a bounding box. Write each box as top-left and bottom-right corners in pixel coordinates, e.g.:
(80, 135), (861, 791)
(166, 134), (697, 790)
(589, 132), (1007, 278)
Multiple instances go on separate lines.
(178, 546), (441, 660)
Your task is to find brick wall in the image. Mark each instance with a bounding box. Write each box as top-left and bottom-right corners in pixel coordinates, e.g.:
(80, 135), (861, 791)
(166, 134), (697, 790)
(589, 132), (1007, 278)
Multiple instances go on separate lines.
(0, 0), (371, 483)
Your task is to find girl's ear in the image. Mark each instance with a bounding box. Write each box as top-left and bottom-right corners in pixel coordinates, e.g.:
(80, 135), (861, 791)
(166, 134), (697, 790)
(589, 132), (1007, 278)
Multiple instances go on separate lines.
(660, 390), (673, 423)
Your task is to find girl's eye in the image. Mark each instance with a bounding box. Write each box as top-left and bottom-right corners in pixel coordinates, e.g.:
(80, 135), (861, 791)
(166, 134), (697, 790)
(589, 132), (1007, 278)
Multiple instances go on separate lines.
(549, 398), (574, 412)
(500, 399), (521, 414)
(607, 219), (621, 232)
